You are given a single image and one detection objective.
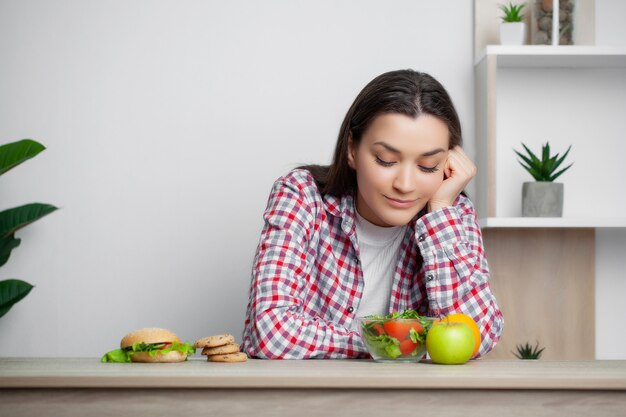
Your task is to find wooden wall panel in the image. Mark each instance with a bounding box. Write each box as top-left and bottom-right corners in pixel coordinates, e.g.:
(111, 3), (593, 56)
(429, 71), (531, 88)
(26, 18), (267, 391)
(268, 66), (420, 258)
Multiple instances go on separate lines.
(482, 228), (595, 360)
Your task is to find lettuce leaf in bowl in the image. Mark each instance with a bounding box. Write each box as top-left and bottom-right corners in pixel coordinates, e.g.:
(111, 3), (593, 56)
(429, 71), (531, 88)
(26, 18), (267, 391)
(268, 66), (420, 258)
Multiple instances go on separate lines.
(362, 332), (402, 359)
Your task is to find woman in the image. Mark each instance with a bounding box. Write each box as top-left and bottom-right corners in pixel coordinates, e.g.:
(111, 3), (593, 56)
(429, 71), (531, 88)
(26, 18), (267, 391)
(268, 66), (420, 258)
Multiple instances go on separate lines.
(241, 69), (503, 359)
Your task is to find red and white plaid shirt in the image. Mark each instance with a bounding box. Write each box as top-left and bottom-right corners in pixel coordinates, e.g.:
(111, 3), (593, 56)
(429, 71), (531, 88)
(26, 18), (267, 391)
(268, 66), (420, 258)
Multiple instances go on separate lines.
(242, 169), (503, 359)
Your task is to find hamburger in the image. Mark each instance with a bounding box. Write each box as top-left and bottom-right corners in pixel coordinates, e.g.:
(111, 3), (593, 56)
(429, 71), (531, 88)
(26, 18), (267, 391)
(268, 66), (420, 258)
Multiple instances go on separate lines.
(101, 327), (196, 363)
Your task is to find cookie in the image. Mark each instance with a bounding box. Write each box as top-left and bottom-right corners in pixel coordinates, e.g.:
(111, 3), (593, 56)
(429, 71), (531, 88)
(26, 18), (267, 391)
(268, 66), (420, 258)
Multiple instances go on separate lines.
(207, 352), (247, 363)
(194, 334), (235, 349)
(202, 343), (240, 356)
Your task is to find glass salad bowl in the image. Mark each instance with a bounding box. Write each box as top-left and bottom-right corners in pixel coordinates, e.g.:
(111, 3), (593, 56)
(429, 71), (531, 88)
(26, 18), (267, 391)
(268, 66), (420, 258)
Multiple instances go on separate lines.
(358, 312), (435, 363)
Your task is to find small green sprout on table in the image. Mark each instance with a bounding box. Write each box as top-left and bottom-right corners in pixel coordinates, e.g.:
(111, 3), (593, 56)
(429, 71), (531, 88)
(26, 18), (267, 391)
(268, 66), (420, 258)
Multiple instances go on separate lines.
(513, 341), (545, 359)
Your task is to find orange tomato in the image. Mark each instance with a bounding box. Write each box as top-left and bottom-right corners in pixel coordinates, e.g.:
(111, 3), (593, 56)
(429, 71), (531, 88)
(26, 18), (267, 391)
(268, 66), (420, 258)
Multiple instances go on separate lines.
(437, 313), (481, 358)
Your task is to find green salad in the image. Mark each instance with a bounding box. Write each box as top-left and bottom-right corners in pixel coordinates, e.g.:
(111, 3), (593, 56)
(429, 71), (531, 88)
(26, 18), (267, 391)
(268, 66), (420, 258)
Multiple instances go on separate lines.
(360, 310), (434, 360)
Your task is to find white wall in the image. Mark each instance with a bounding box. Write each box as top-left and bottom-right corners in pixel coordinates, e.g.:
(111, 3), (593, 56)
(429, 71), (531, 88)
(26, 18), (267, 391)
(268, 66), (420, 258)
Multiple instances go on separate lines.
(0, 0), (474, 356)
(596, 228), (626, 360)
(596, 0), (626, 47)
(593, 0), (626, 360)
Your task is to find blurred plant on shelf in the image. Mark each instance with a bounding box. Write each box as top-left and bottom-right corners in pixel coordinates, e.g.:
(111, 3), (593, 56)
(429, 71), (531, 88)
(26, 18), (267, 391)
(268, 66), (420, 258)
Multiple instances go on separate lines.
(0, 139), (58, 318)
(513, 341), (545, 359)
(498, 2), (528, 45)
(514, 141), (573, 182)
(499, 1), (527, 22)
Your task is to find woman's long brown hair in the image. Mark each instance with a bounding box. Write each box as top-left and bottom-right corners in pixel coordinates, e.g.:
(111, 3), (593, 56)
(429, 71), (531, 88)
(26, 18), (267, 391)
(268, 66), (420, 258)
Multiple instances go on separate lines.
(299, 69), (463, 197)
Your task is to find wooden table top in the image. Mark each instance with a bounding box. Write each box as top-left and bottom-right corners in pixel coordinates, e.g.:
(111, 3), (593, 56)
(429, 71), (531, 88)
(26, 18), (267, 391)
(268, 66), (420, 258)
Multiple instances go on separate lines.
(1, 358), (625, 390)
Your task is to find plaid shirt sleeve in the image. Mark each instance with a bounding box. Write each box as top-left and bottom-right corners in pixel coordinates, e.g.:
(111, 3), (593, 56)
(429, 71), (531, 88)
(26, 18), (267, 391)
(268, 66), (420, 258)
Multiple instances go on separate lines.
(415, 194), (504, 358)
(242, 175), (368, 359)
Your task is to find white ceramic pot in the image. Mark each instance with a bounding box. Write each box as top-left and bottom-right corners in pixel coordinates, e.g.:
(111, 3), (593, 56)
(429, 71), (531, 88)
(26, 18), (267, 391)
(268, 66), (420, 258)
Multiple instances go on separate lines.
(499, 22), (526, 45)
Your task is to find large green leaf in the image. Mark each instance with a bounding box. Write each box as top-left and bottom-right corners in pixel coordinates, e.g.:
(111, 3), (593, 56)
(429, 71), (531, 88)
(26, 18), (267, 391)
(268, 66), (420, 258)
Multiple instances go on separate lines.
(0, 203), (58, 238)
(0, 139), (45, 176)
(0, 234), (21, 268)
(0, 279), (34, 318)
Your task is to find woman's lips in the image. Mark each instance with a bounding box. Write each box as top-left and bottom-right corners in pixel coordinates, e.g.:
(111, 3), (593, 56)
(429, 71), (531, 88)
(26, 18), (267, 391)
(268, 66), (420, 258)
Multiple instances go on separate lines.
(384, 195), (418, 209)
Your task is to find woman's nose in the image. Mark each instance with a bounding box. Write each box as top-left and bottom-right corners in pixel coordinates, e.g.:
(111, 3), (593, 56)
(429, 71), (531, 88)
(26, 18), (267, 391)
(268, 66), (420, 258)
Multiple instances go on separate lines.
(392, 165), (417, 194)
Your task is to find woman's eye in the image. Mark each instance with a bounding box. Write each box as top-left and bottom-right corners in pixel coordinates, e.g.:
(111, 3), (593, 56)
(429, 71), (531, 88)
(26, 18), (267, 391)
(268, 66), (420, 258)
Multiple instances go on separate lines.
(419, 165), (439, 173)
(375, 156), (395, 167)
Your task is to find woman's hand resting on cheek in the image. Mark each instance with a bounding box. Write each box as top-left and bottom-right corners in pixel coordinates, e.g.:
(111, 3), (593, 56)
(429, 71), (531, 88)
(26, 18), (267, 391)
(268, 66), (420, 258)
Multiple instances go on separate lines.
(428, 146), (477, 213)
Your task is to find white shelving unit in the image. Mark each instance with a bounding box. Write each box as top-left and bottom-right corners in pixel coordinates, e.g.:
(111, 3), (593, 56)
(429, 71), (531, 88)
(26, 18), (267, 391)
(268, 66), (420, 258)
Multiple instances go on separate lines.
(474, 45), (626, 228)
(478, 217), (626, 229)
(475, 45), (626, 68)
(473, 45), (626, 361)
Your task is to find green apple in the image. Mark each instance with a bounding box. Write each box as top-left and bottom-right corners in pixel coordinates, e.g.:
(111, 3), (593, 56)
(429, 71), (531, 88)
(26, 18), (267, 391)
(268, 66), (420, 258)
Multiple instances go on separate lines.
(426, 321), (475, 365)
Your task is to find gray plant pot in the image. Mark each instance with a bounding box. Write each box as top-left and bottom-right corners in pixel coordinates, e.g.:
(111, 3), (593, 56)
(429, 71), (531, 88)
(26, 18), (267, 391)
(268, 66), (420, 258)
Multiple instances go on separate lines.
(522, 182), (563, 217)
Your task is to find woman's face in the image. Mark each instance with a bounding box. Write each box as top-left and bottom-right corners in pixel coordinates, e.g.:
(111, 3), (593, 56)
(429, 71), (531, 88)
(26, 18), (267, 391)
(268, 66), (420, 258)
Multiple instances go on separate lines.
(348, 113), (450, 227)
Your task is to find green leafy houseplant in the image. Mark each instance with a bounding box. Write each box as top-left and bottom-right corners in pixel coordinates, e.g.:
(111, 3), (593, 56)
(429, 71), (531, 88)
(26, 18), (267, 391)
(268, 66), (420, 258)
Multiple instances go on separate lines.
(514, 142), (573, 182)
(513, 341), (545, 359)
(499, 2), (527, 22)
(0, 139), (58, 318)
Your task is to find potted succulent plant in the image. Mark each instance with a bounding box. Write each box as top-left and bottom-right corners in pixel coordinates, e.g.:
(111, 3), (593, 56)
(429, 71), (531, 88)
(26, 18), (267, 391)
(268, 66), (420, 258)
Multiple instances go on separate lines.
(513, 341), (545, 359)
(499, 2), (527, 45)
(514, 142), (573, 217)
(0, 139), (57, 318)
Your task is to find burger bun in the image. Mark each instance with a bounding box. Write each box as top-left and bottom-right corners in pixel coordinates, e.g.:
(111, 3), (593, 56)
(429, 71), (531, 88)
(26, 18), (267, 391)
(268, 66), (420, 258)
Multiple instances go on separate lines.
(120, 327), (188, 363)
(130, 350), (188, 363)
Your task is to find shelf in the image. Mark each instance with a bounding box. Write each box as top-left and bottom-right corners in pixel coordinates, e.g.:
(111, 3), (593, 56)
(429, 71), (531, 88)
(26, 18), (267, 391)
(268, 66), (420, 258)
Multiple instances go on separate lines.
(475, 45), (626, 68)
(478, 217), (626, 229)
(473, 46), (626, 222)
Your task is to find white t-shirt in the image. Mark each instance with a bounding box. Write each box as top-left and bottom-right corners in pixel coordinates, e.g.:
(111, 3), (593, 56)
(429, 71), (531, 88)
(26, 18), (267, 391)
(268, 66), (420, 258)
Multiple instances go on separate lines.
(352, 210), (407, 329)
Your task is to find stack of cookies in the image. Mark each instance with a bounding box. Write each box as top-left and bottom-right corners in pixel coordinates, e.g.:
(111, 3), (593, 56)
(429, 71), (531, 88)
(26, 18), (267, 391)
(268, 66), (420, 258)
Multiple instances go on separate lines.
(194, 333), (247, 363)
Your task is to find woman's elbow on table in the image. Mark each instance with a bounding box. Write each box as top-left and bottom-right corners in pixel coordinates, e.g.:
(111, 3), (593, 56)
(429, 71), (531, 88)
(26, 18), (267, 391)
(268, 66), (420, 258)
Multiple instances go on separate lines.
(243, 310), (312, 360)
(475, 310), (504, 359)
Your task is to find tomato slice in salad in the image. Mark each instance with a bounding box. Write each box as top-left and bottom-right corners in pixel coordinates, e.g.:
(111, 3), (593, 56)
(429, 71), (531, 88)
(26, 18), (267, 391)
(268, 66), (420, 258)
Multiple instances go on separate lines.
(399, 339), (418, 356)
(411, 322), (424, 334)
(372, 323), (385, 335)
(383, 321), (424, 341)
